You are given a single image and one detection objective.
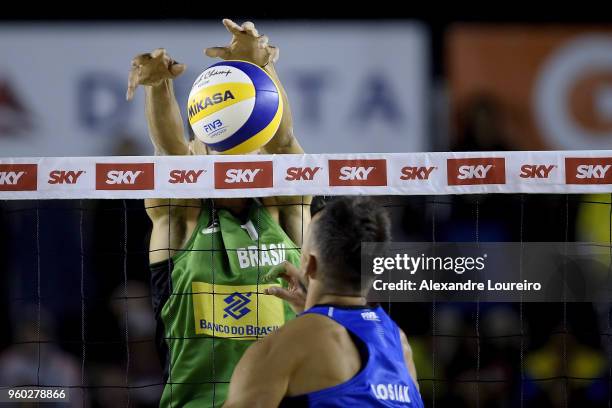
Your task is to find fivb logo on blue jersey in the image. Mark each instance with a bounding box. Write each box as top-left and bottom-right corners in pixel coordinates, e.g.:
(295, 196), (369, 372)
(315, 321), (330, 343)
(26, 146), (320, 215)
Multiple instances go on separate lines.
(223, 292), (253, 320)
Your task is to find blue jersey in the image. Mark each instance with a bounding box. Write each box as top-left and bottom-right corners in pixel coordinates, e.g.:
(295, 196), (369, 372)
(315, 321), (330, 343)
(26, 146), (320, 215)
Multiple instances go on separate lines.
(280, 304), (424, 407)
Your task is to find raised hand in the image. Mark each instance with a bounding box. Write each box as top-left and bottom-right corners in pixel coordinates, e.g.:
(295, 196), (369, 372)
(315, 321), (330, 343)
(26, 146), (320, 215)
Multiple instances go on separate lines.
(263, 262), (307, 314)
(205, 19), (279, 67)
(126, 48), (186, 101)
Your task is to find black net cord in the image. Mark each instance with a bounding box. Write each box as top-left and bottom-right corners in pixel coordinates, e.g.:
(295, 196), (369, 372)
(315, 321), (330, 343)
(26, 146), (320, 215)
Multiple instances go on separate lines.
(123, 200), (130, 408)
(519, 194), (525, 408)
(80, 200), (87, 406)
(36, 206), (41, 408)
(563, 195), (569, 408)
(166, 199), (175, 407)
(210, 200), (217, 407)
(475, 197), (481, 408)
(256, 203), (261, 346)
(608, 193), (612, 408)
(431, 197), (437, 408)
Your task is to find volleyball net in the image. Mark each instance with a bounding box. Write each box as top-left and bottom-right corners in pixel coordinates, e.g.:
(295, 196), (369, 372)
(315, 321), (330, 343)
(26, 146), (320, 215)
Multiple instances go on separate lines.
(0, 150), (611, 407)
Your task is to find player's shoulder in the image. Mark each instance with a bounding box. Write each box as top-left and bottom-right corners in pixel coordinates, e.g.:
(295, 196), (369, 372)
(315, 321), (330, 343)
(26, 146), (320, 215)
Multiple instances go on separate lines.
(255, 313), (334, 347)
(263, 313), (344, 356)
(286, 312), (339, 334)
(238, 315), (319, 368)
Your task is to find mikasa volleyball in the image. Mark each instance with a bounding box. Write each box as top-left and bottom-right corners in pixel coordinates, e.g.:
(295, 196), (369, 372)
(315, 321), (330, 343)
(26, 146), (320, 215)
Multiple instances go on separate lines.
(187, 60), (284, 154)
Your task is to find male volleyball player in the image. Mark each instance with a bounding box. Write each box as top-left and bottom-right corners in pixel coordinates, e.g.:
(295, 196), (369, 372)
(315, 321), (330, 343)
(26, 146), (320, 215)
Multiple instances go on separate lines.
(126, 19), (310, 407)
(224, 197), (424, 407)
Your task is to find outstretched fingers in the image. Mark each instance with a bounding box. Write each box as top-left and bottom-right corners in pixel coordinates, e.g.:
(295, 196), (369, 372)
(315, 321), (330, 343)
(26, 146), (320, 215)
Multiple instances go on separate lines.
(204, 46), (231, 59)
(222, 18), (243, 35)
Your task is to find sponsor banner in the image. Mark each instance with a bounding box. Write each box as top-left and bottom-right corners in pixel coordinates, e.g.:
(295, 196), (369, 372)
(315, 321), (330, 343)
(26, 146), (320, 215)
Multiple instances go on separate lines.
(449, 26), (612, 151)
(191, 282), (285, 340)
(214, 161), (274, 190)
(154, 156), (211, 191)
(565, 157), (612, 184)
(328, 159), (387, 187)
(0, 23), (427, 156)
(3, 151), (612, 199)
(447, 157), (505, 186)
(0, 164), (37, 191)
(95, 163), (155, 190)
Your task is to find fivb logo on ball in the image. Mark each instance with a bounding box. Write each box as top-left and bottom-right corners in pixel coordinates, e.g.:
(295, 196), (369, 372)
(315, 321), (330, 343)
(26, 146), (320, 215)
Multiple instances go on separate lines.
(188, 61), (283, 155)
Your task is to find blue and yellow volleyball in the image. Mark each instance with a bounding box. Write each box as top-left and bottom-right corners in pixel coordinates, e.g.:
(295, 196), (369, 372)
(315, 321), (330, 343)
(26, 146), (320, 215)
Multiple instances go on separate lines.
(187, 60), (283, 154)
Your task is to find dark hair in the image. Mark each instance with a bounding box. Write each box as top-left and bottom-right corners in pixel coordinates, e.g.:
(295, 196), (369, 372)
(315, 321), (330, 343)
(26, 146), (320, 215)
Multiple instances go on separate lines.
(311, 196), (390, 294)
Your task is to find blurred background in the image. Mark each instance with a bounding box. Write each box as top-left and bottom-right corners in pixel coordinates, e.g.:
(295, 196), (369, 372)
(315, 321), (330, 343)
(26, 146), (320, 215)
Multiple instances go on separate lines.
(1, 5), (612, 408)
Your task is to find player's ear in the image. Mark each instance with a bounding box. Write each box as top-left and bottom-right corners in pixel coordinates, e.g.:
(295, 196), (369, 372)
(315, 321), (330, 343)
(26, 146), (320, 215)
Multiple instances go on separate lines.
(304, 253), (318, 281)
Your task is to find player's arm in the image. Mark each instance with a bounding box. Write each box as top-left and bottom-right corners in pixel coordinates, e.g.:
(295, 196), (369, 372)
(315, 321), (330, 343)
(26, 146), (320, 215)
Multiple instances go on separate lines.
(127, 48), (189, 155)
(261, 63), (304, 154)
(205, 19), (311, 243)
(126, 49), (200, 262)
(223, 333), (295, 408)
(399, 329), (419, 390)
(205, 19), (303, 155)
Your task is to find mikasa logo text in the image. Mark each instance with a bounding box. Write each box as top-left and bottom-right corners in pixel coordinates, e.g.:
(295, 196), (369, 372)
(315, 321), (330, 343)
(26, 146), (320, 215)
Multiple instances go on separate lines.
(188, 90), (235, 119)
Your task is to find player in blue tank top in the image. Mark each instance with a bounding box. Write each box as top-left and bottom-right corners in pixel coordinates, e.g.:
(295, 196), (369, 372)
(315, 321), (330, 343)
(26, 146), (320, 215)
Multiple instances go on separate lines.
(223, 197), (424, 407)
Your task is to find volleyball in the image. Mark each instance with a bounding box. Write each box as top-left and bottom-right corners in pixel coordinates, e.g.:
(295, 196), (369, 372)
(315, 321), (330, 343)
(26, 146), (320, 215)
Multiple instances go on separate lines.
(187, 60), (283, 154)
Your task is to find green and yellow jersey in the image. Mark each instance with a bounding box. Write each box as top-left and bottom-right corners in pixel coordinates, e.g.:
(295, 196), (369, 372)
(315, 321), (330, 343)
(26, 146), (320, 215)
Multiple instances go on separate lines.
(150, 199), (299, 407)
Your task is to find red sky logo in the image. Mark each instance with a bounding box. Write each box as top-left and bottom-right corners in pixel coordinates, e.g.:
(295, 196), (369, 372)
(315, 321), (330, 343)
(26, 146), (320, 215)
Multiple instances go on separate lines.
(400, 166), (436, 180)
(0, 164), (37, 191)
(168, 169), (205, 184)
(566, 158), (612, 184)
(215, 161), (273, 189)
(285, 166), (321, 181)
(96, 163), (154, 190)
(447, 158), (506, 185)
(519, 164), (555, 179)
(48, 170), (84, 185)
(328, 159), (387, 187)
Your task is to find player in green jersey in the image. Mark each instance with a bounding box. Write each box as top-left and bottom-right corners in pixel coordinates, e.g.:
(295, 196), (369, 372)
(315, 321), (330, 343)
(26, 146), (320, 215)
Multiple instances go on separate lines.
(126, 19), (310, 407)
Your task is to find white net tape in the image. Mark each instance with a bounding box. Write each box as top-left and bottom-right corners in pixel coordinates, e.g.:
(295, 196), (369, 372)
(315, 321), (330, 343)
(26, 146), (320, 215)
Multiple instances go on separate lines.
(2, 151), (612, 199)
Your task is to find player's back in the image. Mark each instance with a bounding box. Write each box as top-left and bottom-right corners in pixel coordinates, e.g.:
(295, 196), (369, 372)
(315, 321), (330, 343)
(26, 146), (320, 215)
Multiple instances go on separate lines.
(280, 304), (424, 407)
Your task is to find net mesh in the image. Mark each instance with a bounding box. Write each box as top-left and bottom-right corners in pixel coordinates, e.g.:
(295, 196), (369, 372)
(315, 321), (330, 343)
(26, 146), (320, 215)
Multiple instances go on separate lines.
(0, 193), (611, 407)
